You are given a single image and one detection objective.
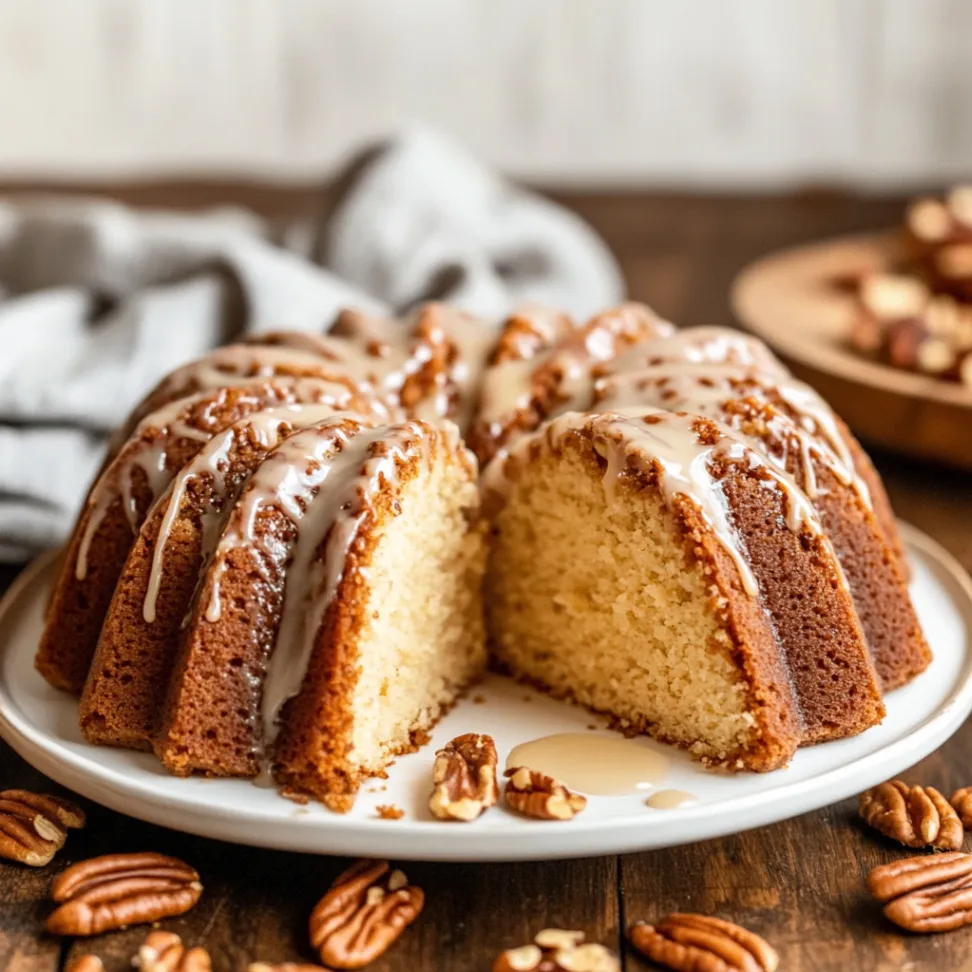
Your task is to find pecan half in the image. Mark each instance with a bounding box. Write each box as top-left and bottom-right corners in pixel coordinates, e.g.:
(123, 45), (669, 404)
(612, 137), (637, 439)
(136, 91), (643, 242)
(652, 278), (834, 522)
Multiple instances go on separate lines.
(46, 852), (203, 936)
(868, 851), (972, 933)
(492, 929), (619, 972)
(248, 965), (331, 972)
(309, 859), (424, 969)
(951, 787), (972, 827)
(504, 767), (587, 820)
(66, 957), (105, 972)
(0, 790), (85, 866)
(859, 780), (963, 851)
(629, 914), (779, 972)
(132, 931), (211, 972)
(429, 732), (499, 821)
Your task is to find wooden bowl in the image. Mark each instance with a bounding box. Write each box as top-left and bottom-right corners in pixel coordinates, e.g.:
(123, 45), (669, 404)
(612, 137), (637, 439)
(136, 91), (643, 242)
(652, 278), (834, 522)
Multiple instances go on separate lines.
(731, 231), (972, 471)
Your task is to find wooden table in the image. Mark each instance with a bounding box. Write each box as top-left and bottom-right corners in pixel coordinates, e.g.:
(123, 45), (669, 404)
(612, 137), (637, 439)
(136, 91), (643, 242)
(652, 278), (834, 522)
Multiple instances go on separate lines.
(2, 187), (970, 972)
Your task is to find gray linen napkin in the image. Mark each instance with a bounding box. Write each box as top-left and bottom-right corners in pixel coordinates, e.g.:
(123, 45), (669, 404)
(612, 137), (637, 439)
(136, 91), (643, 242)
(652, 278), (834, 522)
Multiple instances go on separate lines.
(0, 129), (623, 560)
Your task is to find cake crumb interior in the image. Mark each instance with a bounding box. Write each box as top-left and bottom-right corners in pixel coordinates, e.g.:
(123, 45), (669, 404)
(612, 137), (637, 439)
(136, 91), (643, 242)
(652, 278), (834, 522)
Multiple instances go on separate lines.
(486, 445), (757, 762)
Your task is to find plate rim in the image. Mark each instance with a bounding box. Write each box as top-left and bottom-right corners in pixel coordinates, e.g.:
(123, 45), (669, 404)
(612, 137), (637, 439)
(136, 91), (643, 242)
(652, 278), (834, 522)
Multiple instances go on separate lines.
(1, 524), (971, 862)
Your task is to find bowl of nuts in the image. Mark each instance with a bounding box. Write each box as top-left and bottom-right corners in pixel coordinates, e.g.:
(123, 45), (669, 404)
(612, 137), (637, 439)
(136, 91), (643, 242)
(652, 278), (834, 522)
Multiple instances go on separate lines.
(732, 188), (972, 471)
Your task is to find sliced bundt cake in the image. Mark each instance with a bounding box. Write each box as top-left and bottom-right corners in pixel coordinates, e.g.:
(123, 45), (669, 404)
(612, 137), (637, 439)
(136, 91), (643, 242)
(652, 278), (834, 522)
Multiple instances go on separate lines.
(33, 300), (931, 802)
(155, 416), (486, 809)
(483, 409), (886, 769)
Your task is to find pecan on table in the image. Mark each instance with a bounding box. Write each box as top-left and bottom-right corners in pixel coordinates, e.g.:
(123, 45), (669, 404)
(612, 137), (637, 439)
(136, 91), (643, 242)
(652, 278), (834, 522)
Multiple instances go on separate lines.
(0, 789), (86, 866)
(859, 780), (963, 851)
(492, 929), (619, 972)
(66, 957), (105, 972)
(248, 965), (331, 972)
(429, 732), (499, 821)
(629, 914), (779, 972)
(951, 787), (972, 828)
(868, 851), (972, 933)
(132, 931), (212, 972)
(309, 859), (424, 969)
(504, 767), (587, 821)
(46, 852), (203, 936)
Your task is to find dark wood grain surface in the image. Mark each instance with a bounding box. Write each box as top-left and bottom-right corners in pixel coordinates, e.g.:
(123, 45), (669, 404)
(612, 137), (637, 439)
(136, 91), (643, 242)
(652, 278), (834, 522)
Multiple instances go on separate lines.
(2, 186), (970, 972)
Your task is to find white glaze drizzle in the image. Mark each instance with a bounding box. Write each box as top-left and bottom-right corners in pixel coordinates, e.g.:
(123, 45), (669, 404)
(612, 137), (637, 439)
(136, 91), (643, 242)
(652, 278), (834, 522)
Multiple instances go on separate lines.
(77, 377), (371, 582)
(404, 304), (498, 429)
(249, 330), (412, 398)
(595, 360), (871, 507)
(141, 403), (344, 623)
(603, 325), (790, 377)
(143, 345), (376, 419)
(75, 390), (224, 580)
(476, 304), (675, 431)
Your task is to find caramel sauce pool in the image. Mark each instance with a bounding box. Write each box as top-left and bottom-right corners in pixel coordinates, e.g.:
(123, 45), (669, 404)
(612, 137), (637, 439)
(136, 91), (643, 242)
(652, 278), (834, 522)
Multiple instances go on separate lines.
(646, 788), (698, 810)
(505, 733), (670, 796)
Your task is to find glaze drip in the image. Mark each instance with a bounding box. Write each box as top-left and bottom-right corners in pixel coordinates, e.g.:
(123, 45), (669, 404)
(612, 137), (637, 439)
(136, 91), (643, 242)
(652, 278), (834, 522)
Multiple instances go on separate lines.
(594, 362), (871, 508)
(141, 403), (344, 622)
(75, 389), (225, 580)
(475, 303), (675, 447)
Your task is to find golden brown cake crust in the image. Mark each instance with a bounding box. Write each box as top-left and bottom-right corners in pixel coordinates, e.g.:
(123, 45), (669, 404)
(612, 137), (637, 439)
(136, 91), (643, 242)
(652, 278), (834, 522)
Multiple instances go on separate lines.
(78, 408), (346, 750)
(36, 379), (376, 695)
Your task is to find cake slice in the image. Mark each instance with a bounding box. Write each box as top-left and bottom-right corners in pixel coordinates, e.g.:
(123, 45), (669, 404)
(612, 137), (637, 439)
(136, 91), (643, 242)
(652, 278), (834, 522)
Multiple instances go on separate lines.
(594, 358), (930, 689)
(78, 403), (358, 750)
(155, 416), (487, 809)
(35, 377), (384, 694)
(484, 409), (886, 770)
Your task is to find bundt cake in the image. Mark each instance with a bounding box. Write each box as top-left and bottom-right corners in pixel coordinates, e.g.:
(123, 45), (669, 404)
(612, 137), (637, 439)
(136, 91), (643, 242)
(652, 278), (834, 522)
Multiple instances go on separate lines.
(34, 300), (932, 806)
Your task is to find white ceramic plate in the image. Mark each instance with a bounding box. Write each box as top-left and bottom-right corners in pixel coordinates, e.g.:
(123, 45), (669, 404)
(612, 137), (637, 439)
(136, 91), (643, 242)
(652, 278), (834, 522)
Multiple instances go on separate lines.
(2, 523), (971, 862)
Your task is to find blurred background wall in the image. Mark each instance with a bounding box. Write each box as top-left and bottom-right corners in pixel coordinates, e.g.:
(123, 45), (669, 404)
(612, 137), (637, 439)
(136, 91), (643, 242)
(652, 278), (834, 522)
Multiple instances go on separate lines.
(0, 0), (970, 188)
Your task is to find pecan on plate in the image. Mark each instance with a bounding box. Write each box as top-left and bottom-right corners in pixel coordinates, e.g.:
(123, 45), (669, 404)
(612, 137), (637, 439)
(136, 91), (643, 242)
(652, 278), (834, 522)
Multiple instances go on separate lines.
(492, 929), (619, 972)
(951, 787), (972, 827)
(859, 780), (963, 851)
(504, 767), (586, 821)
(429, 732), (499, 821)
(309, 859), (424, 969)
(629, 914), (779, 972)
(46, 852), (203, 936)
(0, 790), (85, 866)
(133, 931), (211, 972)
(868, 851), (972, 933)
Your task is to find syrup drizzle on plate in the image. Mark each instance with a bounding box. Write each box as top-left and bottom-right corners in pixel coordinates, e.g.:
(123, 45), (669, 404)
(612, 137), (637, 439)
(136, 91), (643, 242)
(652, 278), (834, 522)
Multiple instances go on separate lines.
(505, 733), (670, 796)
